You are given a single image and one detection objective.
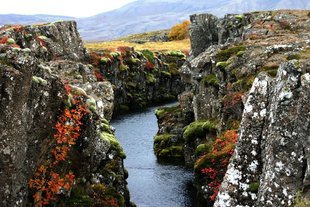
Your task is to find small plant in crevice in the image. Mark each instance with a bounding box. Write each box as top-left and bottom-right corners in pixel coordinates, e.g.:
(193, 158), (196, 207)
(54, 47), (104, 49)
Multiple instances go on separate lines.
(195, 130), (238, 202)
(28, 84), (88, 206)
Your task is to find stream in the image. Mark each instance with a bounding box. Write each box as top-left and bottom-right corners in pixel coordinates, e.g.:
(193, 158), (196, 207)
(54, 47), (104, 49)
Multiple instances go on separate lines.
(111, 103), (194, 207)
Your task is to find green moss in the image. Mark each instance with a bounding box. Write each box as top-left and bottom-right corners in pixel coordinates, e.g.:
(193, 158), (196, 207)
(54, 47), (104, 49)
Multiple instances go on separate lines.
(126, 81), (137, 88)
(100, 57), (111, 65)
(158, 146), (183, 158)
(110, 51), (121, 58)
(141, 49), (155, 64)
(195, 142), (213, 157)
(216, 61), (229, 69)
(154, 133), (174, 144)
(248, 182), (260, 193)
(183, 120), (217, 142)
(146, 73), (156, 84)
(294, 191), (310, 207)
(127, 57), (141, 65)
(91, 184), (125, 207)
(7, 38), (15, 44)
(100, 132), (125, 159)
(119, 104), (130, 112)
(299, 49), (310, 59)
(38, 35), (48, 40)
(236, 51), (245, 57)
(261, 65), (279, 78)
(165, 50), (186, 58)
(65, 187), (92, 206)
(287, 53), (301, 60)
(168, 63), (180, 76)
(119, 63), (129, 71)
(155, 106), (179, 119)
(32, 76), (48, 86)
(161, 71), (172, 78)
(216, 45), (246, 62)
(235, 14), (244, 20)
(102, 123), (113, 134)
(203, 74), (219, 87)
(86, 97), (96, 112)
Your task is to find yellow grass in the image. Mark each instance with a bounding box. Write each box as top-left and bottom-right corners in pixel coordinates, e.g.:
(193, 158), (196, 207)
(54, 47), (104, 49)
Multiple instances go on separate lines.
(85, 39), (190, 52)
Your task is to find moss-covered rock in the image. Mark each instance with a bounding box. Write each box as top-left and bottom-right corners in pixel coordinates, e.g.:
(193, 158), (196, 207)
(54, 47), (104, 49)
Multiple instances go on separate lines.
(183, 120), (217, 142)
(158, 146), (184, 159)
(203, 74), (219, 87)
(216, 45), (246, 62)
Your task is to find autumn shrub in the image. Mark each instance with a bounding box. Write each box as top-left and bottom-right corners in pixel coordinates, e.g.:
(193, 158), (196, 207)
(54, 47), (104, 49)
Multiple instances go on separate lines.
(195, 130), (238, 202)
(168, 20), (190, 41)
(28, 85), (88, 206)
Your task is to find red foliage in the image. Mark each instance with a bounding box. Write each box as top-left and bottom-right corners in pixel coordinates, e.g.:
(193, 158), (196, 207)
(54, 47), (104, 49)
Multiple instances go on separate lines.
(28, 90), (87, 206)
(89, 51), (101, 66)
(13, 25), (24, 32)
(223, 92), (243, 109)
(103, 198), (119, 207)
(95, 71), (105, 82)
(0, 36), (9, 44)
(145, 61), (154, 70)
(117, 46), (133, 57)
(64, 84), (71, 94)
(199, 130), (238, 202)
(10, 44), (20, 48)
(36, 36), (47, 47)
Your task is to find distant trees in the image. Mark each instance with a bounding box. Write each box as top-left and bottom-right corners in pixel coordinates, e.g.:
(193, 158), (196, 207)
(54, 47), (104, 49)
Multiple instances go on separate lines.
(168, 20), (190, 41)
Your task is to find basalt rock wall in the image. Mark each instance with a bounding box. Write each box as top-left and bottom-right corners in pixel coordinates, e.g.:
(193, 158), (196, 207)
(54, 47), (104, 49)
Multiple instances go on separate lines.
(0, 21), (132, 207)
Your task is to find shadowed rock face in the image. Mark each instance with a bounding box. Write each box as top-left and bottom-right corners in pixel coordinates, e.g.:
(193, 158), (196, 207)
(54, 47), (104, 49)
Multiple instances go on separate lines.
(0, 21), (130, 207)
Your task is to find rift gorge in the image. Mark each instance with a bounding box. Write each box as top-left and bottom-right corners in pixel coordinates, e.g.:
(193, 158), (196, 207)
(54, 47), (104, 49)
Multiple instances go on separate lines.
(0, 9), (310, 207)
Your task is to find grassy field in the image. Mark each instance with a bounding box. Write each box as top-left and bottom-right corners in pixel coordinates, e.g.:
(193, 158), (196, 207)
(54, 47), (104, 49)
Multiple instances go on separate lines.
(85, 39), (190, 52)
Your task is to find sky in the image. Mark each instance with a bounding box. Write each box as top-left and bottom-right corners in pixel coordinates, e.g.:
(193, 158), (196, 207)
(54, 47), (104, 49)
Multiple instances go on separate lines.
(0, 0), (137, 17)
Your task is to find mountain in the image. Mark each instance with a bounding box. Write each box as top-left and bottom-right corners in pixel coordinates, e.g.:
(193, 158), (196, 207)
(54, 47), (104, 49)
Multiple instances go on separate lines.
(0, 0), (310, 41)
(0, 14), (75, 25)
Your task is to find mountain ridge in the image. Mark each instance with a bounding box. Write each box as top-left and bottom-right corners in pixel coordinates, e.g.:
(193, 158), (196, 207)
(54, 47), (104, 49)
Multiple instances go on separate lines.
(0, 0), (310, 41)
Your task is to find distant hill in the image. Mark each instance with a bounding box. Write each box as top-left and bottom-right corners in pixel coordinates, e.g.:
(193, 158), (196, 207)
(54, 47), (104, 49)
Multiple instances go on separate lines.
(0, 14), (75, 25)
(0, 0), (310, 41)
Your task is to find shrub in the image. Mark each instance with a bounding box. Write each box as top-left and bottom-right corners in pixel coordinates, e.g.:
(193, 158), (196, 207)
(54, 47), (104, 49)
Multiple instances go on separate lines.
(100, 57), (111, 65)
(141, 49), (155, 64)
(168, 20), (190, 41)
(196, 130), (238, 202)
(6, 38), (15, 44)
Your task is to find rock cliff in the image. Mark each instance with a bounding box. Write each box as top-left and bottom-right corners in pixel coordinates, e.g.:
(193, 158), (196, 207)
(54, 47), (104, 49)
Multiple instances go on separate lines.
(0, 21), (133, 206)
(88, 47), (186, 115)
(154, 10), (310, 206)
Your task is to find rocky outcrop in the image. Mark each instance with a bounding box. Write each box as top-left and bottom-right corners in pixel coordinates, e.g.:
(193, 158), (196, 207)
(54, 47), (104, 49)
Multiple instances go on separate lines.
(0, 21), (132, 206)
(215, 62), (310, 207)
(89, 48), (186, 114)
(154, 10), (310, 206)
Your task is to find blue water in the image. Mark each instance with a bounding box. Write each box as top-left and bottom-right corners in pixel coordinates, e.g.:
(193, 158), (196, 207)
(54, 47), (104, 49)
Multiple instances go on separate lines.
(111, 104), (194, 207)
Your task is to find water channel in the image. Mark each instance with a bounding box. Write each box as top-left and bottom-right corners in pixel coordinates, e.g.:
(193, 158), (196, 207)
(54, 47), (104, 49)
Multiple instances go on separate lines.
(111, 103), (194, 207)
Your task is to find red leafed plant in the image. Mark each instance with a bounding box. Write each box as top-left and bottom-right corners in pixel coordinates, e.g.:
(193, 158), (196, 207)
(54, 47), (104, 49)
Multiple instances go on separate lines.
(196, 130), (238, 202)
(145, 61), (154, 70)
(95, 71), (105, 82)
(36, 36), (47, 47)
(28, 85), (87, 206)
(0, 36), (9, 44)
